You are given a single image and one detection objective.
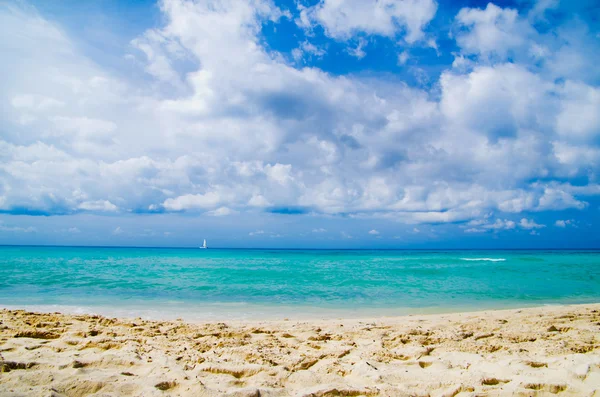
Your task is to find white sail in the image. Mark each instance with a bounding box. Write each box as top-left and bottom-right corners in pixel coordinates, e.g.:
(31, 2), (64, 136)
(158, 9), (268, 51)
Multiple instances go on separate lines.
(202, 239), (207, 248)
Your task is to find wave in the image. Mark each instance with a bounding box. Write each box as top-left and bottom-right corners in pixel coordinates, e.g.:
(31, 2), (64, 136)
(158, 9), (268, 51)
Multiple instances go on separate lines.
(460, 258), (506, 262)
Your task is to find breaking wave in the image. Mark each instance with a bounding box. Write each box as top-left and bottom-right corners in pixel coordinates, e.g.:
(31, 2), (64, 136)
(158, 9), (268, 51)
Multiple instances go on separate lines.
(460, 258), (506, 262)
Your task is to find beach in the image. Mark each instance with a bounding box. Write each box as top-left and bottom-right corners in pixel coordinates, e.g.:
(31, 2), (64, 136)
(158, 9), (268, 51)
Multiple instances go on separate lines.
(1, 304), (599, 396)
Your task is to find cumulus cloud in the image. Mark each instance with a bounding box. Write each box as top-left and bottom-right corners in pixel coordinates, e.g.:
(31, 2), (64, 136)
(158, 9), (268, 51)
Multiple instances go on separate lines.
(0, 0), (599, 232)
(397, 51), (410, 65)
(555, 219), (574, 228)
(78, 200), (118, 212)
(487, 219), (516, 230)
(519, 218), (545, 229)
(162, 193), (221, 211)
(556, 82), (600, 142)
(292, 41), (326, 63)
(463, 218), (516, 233)
(452, 1), (600, 83)
(368, 229), (379, 235)
(300, 0), (438, 43)
(454, 3), (532, 61)
(205, 207), (238, 216)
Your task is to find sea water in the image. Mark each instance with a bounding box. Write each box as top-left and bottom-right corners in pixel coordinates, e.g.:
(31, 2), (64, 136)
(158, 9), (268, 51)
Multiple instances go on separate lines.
(0, 246), (599, 320)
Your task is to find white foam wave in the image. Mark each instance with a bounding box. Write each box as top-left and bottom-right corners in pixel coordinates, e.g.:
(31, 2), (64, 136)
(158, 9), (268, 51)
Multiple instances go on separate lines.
(460, 258), (506, 262)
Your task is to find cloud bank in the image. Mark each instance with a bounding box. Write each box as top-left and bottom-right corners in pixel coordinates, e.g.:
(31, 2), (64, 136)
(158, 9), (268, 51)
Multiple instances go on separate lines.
(0, 0), (599, 233)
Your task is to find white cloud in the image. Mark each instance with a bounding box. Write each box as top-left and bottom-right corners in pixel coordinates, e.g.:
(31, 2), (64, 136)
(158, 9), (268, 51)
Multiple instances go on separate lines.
(50, 116), (117, 141)
(453, 1), (600, 84)
(556, 82), (600, 142)
(291, 48), (303, 62)
(303, 0), (438, 44)
(347, 37), (367, 59)
(130, 28), (192, 91)
(368, 229), (379, 235)
(463, 218), (516, 232)
(162, 192), (221, 211)
(519, 218), (545, 229)
(397, 51), (410, 65)
(312, 228), (327, 233)
(555, 219), (574, 228)
(67, 227), (81, 233)
(536, 188), (587, 211)
(440, 63), (552, 141)
(264, 164), (294, 185)
(205, 206), (238, 216)
(248, 195), (271, 208)
(11, 94), (64, 111)
(454, 3), (532, 61)
(112, 226), (123, 235)
(78, 200), (118, 212)
(0, 1), (598, 230)
(249, 230), (265, 236)
(293, 40), (326, 63)
(486, 219), (516, 230)
(528, 0), (559, 21)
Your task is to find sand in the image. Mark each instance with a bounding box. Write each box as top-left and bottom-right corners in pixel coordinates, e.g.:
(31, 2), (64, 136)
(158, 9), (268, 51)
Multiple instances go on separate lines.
(0, 304), (599, 397)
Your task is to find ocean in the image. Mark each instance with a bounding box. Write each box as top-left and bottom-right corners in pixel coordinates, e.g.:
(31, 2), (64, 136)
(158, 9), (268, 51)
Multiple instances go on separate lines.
(1, 246), (599, 320)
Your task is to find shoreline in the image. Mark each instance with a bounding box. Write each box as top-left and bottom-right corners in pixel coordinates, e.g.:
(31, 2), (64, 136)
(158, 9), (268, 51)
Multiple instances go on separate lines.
(1, 304), (599, 396)
(2, 300), (600, 323)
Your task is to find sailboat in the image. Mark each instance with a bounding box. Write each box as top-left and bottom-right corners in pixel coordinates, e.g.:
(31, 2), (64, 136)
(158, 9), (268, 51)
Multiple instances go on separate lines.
(199, 239), (207, 249)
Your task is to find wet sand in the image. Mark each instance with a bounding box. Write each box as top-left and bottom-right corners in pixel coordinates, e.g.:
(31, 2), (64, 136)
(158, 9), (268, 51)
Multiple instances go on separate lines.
(1, 304), (599, 396)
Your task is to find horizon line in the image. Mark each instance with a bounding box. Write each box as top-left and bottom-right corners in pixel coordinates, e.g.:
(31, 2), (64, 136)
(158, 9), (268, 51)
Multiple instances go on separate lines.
(1, 244), (600, 251)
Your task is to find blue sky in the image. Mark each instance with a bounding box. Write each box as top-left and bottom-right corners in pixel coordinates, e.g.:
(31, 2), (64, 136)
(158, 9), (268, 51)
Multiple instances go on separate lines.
(1, 0), (599, 248)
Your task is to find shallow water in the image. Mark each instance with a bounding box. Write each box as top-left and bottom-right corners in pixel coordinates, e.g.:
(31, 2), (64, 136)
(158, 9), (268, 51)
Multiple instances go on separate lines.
(1, 247), (599, 320)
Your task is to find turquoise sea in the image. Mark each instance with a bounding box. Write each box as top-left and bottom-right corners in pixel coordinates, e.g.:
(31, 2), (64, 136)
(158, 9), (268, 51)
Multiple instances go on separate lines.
(0, 247), (599, 320)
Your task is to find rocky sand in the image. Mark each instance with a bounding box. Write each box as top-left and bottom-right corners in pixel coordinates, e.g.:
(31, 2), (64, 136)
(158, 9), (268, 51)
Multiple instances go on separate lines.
(1, 304), (600, 396)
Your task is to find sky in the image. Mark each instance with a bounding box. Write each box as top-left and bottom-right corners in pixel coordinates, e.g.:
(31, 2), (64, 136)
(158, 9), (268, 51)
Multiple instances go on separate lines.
(0, 0), (600, 248)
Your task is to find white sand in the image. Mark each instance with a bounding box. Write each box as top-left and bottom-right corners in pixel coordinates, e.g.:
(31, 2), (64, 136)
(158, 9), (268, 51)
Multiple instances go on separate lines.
(1, 304), (599, 396)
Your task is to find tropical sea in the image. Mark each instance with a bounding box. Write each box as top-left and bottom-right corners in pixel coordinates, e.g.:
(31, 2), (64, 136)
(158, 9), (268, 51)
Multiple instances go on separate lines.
(1, 246), (599, 320)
